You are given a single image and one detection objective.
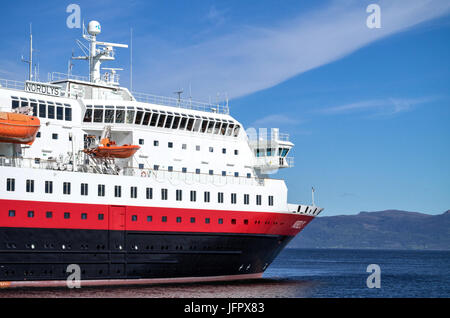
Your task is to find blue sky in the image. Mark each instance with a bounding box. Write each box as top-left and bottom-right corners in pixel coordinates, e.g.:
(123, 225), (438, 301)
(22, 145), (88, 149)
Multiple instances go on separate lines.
(0, 0), (449, 215)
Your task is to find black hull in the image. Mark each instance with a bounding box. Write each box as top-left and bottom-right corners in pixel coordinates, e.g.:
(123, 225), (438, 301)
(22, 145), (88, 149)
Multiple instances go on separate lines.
(0, 227), (292, 283)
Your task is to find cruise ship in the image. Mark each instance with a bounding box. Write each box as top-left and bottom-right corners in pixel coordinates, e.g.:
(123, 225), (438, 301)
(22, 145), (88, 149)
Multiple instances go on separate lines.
(0, 21), (323, 287)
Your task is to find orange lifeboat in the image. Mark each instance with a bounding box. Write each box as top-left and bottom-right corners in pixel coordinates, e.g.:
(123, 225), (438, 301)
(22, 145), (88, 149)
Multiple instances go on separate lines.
(0, 112), (41, 145)
(83, 137), (140, 159)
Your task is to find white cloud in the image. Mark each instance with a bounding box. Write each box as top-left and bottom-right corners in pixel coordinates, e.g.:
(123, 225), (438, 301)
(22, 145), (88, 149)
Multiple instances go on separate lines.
(319, 96), (438, 116)
(134, 0), (450, 101)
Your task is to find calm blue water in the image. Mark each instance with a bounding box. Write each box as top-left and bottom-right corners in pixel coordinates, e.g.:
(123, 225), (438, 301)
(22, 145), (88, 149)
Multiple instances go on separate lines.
(264, 248), (450, 297)
(0, 248), (448, 298)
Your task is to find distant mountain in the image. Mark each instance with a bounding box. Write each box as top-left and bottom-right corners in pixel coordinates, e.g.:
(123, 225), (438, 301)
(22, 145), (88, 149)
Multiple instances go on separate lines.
(288, 210), (450, 250)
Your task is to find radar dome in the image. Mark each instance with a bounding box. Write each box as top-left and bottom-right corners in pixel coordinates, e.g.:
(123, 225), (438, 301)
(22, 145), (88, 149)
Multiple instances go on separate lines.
(88, 21), (101, 36)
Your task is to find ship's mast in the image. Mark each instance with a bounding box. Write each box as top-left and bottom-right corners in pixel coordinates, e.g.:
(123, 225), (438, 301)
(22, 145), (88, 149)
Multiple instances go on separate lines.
(22, 23), (33, 81)
(72, 21), (128, 85)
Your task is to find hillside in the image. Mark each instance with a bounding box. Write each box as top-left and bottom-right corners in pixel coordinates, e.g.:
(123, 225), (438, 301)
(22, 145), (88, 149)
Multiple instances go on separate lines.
(288, 210), (450, 250)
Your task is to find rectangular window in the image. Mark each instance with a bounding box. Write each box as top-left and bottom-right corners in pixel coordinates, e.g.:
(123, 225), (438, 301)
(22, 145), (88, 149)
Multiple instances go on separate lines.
(115, 109), (125, 123)
(81, 183), (88, 196)
(205, 218), (210, 224)
(64, 212), (70, 219)
(57, 106), (64, 120)
(147, 215), (152, 222)
(176, 216), (182, 223)
(190, 217), (196, 223)
(268, 196), (274, 206)
(256, 195), (262, 206)
(222, 171), (226, 177)
(168, 166), (173, 172)
(8, 210), (15, 217)
(244, 194), (250, 205)
(204, 191), (210, 203)
(182, 143), (187, 150)
(176, 189), (182, 201)
(146, 187), (153, 199)
(182, 167), (187, 173)
(231, 219), (236, 225)
(209, 147), (214, 153)
(39, 103), (46, 118)
(209, 170), (214, 175)
(105, 109), (115, 123)
(26, 179), (34, 193)
(234, 172), (239, 177)
(222, 148), (226, 154)
(45, 181), (53, 194)
(28, 210), (34, 218)
(168, 142), (173, 148)
(98, 213), (104, 220)
(114, 185), (122, 198)
(65, 107), (72, 121)
(231, 193), (237, 204)
(63, 182), (71, 195)
(162, 216), (167, 222)
(131, 215), (137, 222)
(139, 139), (144, 145)
(47, 104), (55, 119)
(161, 188), (168, 200)
(52, 133), (58, 140)
(83, 109), (92, 122)
(154, 140), (159, 146)
(46, 211), (53, 218)
(234, 149), (239, 155)
(195, 168), (200, 174)
(130, 186), (137, 198)
(154, 165), (159, 171)
(218, 218), (223, 224)
(98, 184), (105, 197)
(190, 190), (197, 202)
(6, 178), (15, 192)
(81, 213), (88, 220)
(135, 111), (144, 125)
(218, 192), (224, 203)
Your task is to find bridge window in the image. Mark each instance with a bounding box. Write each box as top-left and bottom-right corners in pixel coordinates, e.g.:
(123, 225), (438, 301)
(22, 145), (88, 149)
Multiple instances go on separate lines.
(105, 108), (115, 123)
(64, 105), (72, 121)
(126, 109), (135, 124)
(142, 112), (151, 125)
(193, 118), (202, 132)
(83, 108), (93, 122)
(186, 117), (195, 131)
(233, 125), (241, 137)
(179, 116), (188, 130)
(93, 108), (103, 123)
(157, 114), (166, 127)
(164, 115), (174, 128)
(226, 124), (234, 136)
(39, 102), (46, 118)
(57, 104), (64, 120)
(172, 116), (181, 129)
(149, 112), (159, 127)
(220, 123), (228, 135)
(135, 111), (144, 125)
(207, 120), (215, 133)
(48, 103), (55, 119)
(115, 108), (125, 123)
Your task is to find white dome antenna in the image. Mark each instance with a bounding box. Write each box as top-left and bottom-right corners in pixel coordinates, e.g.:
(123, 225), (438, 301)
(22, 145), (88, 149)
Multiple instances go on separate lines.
(87, 21), (101, 36)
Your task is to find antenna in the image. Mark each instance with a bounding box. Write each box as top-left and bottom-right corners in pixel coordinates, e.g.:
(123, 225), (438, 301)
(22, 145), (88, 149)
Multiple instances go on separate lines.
(130, 27), (133, 92)
(21, 23), (33, 81)
(312, 187), (315, 206)
(174, 89), (183, 104)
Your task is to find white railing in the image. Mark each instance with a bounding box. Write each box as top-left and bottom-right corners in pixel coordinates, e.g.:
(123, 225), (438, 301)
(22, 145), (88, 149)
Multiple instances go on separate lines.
(0, 156), (266, 187)
(132, 91), (230, 115)
(0, 78), (25, 91)
(49, 72), (89, 83)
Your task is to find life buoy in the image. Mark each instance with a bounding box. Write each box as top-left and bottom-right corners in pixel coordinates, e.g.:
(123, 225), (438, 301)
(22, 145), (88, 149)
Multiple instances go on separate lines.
(141, 171), (147, 177)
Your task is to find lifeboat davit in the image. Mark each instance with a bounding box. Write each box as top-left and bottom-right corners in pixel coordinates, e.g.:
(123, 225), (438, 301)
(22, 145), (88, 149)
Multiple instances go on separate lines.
(84, 137), (140, 159)
(0, 112), (41, 145)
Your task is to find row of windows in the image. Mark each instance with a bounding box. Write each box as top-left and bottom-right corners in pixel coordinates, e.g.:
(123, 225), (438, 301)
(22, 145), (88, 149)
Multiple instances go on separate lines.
(256, 147), (290, 158)
(7, 178), (274, 206)
(8, 210), (104, 220)
(83, 105), (240, 137)
(141, 139), (239, 155)
(7, 209), (280, 226)
(11, 96), (72, 121)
